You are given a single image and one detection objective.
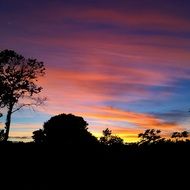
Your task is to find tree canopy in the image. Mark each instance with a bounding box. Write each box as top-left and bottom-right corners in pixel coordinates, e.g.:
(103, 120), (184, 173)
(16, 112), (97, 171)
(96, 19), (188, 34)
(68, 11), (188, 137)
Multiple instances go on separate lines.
(171, 131), (189, 141)
(0, 49), (45, 141)
(32, 113), (98, 145)
(138, 129), (162, 144)
(100, 128), (124, 146)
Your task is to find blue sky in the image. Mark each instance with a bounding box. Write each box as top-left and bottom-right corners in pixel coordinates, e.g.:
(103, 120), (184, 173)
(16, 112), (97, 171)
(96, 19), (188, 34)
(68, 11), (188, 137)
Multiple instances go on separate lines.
(0, 0), (190, 141)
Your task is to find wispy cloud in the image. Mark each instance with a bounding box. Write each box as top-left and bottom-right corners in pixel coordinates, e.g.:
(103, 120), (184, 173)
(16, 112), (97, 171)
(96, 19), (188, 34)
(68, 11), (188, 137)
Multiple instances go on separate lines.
(85, 106), (182, 130)
(1, 0), (190, 141)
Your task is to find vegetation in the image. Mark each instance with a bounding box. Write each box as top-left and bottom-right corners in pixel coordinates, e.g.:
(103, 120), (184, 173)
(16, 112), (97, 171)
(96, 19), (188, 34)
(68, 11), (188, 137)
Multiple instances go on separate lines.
(171, 131), (189, 141)
(138, 129), (162, 144)
(0, 49), (46, 141)
(0, 49), (189, 187)
(99, 128), (124, 146)
(32, 113), (98, 145)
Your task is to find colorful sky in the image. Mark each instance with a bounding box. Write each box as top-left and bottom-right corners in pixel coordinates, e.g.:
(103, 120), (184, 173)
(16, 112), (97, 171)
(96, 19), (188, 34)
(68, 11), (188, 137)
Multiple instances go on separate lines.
(1, 0), (190, 142)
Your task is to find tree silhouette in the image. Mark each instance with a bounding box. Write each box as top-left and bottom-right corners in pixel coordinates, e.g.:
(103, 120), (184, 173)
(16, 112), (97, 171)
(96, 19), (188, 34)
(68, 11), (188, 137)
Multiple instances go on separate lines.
(138, 129), (161, 144)
(100, 128), (112, 145)
(0, 129), (5, 141)
(171, 131), (189, 141)
(100, 128), (124, 146)
(32, 129), (46, 144)
(32, 113), (98, 145)
(0, 50), (45, 141)
(181, 131), (188, 138)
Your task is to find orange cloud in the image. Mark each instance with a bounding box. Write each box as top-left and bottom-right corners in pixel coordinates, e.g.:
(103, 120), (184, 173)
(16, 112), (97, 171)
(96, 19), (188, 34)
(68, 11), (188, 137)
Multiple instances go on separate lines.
(82, 106), (183, 142)
(36, 101), (183, 142)
(36, 63), (169, 120)
(36, 46), (188, 113)
(85, 106), (182, 130)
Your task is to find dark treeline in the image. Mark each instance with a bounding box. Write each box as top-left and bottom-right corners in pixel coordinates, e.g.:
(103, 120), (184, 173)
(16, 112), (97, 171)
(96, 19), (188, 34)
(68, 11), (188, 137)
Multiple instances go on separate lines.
(1, 121), (190, 188)
(1, 113), (190, 168)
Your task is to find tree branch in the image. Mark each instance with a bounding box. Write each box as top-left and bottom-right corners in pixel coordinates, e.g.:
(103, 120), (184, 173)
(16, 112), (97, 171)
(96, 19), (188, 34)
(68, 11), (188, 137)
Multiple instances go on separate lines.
(11, 97), (47, 114)
(12, 104), (31, 113)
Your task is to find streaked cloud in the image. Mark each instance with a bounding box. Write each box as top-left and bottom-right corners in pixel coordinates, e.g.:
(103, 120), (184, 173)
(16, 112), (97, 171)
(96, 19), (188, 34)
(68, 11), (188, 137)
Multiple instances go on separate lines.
(0, 0), (190, 141)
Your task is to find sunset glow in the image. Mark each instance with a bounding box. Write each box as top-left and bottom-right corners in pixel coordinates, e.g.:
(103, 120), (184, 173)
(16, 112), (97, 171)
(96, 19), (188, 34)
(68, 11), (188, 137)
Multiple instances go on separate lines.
(1, 0), (190, 142)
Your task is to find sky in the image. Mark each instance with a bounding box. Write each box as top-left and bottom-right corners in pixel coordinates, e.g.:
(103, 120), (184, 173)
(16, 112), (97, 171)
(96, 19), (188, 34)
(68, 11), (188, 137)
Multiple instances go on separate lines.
(0, 0), (190, 142)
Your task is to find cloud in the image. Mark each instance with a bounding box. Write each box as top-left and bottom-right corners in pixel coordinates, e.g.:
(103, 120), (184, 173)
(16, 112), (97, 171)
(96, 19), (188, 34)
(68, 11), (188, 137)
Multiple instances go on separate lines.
(9, 136), (32, 142)
(62, 9), (190, 32)
(1, 0), (190, 142)
(78, 106), (183, 142)
(37, 48), (189, 112)
(151, 110), (190, 123)
(85, 106), (182, 130)
(36, 104), (183, 142)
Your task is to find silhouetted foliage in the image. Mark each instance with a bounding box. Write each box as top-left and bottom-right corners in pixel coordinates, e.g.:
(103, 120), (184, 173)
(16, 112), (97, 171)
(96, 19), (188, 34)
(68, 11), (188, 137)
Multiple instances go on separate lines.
(0, 49), (46, 141)
(0, 129), (5, 141)
(138, 129), (162, 144)
(32, 113), (98, 145)
(103, 128), (112, 137)
(171, 131), (189, 141)
(100, 128), (124, 146)
(108, 135), (124, 145)
(32, 129), (46, 144)
(182, 131), (188, 138)
(99, 128), (112, 145)
(1, 125), (190, 188)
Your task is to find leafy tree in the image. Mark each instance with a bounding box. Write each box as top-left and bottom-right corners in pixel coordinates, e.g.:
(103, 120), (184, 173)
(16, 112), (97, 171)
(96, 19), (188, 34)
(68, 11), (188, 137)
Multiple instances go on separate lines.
(171, 131), (189, 141)
(108, 135), (124, 146)
(99, 128), (112, 145)
(32, 129), (46, 144)
(181, 131), (188, 138)
(32, 113), (98, 145)
(0, 49), (45, 141)
(138, 129), (161, 144)
(100, 128), (124, 146)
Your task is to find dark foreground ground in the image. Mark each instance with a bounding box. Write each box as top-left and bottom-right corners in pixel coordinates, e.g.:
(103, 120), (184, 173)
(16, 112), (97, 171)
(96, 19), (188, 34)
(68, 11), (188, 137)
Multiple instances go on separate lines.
(1, 142), (190, 189)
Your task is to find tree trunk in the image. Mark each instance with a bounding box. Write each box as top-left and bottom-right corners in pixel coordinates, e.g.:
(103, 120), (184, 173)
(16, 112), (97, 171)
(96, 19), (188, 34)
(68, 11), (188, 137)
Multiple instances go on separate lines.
(4, 104), (13, 141)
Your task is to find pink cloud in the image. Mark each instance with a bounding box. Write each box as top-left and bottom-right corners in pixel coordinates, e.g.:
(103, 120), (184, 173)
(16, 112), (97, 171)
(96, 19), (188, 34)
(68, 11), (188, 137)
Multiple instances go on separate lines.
(2, 2), (190, 141)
